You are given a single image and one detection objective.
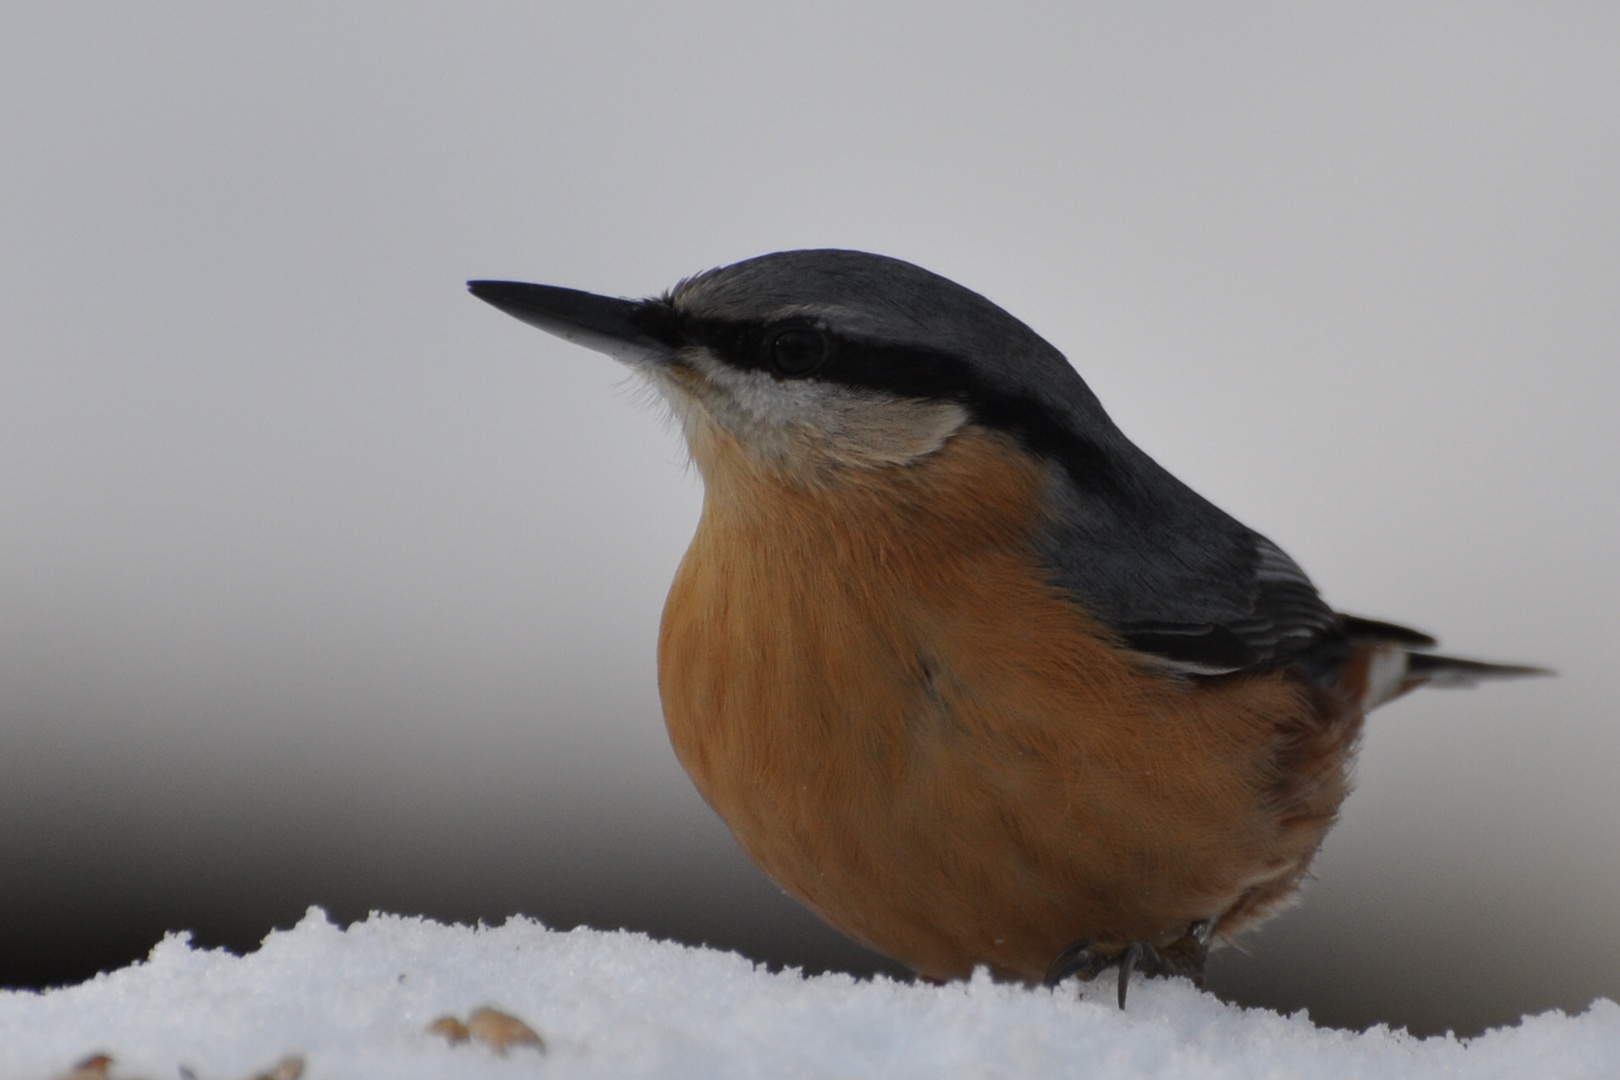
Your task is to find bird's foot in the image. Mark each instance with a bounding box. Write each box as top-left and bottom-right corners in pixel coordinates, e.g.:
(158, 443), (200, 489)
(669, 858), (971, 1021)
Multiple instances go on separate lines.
(1044, 924), (1211, 1008)
(1043, 939), (1157, 1008)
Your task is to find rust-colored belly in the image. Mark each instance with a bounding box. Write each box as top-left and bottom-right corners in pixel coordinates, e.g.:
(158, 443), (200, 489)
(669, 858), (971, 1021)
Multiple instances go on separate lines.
(657, 428), (1359, 982)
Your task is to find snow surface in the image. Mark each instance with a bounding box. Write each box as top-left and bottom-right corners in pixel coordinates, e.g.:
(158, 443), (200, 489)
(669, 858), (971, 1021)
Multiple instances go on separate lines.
(2, 909), (1617, 1079)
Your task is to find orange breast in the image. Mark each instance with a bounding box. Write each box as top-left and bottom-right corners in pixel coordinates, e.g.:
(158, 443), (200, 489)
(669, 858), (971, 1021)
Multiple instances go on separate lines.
(658, 425), (1360, 982)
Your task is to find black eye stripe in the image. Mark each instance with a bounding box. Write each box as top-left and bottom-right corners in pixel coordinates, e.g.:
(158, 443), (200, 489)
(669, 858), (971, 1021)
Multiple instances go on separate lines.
(662, 310), (1123, 495)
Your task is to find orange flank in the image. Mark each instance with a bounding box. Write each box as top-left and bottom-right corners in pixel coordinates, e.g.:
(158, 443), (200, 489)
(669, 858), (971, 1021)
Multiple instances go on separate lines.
(660, 424), (1361, 983)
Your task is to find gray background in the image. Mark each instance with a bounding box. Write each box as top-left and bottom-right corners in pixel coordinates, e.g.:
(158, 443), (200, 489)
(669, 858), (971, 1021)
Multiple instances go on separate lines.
(2, 3), (1615, 1037)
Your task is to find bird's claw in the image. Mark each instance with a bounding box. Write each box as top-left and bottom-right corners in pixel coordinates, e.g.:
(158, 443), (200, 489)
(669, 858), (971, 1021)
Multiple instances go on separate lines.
(1043, 939), (1113, 986)
(1116, 941), (1147, 1008)
(1045, 924), (1211, 1008)
(1043, 939), (1161, 1007)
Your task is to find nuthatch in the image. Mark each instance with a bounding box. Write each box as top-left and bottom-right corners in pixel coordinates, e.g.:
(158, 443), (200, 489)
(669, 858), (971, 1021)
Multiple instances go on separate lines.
(469, 250), (1543, 1006)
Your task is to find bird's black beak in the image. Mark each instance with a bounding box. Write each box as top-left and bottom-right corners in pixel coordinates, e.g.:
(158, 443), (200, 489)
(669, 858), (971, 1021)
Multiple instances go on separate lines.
(467, 280), (669, 366)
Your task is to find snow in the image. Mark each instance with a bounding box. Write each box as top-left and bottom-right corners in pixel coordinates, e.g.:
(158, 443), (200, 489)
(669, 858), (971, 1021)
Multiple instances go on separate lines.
(2, 909), (1616, 1079)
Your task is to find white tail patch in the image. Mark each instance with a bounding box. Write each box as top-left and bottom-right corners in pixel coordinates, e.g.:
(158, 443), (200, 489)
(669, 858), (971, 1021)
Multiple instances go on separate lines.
(1361, 645), (1411, 711)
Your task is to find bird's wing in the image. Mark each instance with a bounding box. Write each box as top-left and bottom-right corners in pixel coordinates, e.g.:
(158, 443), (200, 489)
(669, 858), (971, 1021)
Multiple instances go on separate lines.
(1113, 538), (1341, 674)
(1034, 470), (1342, 674)
(1036, 488), (1544, 683)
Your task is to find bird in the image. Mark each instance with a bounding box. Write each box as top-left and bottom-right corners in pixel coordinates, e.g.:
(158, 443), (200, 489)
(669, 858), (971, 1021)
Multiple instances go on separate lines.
(467, 250), (1543, 1007)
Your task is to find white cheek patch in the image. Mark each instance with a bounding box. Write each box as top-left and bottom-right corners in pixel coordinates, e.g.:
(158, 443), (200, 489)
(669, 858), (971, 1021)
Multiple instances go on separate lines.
(651, 348), (969, 471)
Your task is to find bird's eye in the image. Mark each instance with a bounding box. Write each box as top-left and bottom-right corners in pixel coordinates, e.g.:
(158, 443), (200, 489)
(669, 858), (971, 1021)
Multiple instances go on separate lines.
(767, 328), (832, 378)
